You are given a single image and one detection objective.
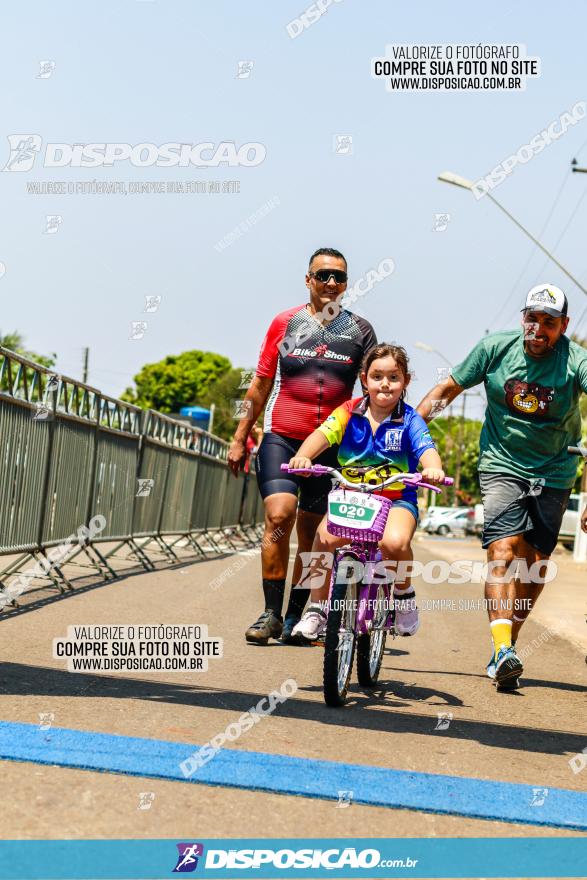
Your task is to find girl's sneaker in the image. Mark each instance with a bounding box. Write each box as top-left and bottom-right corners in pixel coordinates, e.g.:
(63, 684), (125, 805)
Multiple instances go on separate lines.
(280, 613), (302, 644)
(291, 604), (327, 643)
(394, 591), (420, 636)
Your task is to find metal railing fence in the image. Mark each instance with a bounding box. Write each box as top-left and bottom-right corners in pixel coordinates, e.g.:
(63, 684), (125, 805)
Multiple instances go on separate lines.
(0, 347), (263, 587)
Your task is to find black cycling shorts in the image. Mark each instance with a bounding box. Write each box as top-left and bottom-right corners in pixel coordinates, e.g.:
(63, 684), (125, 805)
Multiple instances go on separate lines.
(255, 432), (339, 515)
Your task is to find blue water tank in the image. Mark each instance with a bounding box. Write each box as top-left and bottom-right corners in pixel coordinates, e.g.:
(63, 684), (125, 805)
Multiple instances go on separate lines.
(179, 405), (210, 430)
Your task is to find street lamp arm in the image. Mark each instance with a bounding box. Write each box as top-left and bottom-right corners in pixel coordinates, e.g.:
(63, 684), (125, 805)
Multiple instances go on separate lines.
(415, 341), (453, 368)
(485, 192), (587, 297)
(439, 169), (587, 298)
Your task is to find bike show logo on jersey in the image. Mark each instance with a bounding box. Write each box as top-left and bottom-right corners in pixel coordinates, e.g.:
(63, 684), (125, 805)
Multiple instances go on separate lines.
(173, 843), (205, 873)
(504, 378), (554, 417)
(290, 342), (352, 362)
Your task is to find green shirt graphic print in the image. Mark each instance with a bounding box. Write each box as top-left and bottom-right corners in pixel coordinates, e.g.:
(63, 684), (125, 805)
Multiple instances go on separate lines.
(451, 330), (587, 488)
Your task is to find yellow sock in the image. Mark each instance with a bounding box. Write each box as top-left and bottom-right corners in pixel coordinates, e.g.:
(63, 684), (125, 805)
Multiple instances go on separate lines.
(490, 619), (512, 660)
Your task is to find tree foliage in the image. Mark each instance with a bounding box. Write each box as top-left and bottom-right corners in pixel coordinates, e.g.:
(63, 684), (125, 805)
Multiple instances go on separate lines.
(199, 368), (250, 441)
(0, 331), (57, 369)
(121, 350), (232, 413)
(428, 416), (483, 504)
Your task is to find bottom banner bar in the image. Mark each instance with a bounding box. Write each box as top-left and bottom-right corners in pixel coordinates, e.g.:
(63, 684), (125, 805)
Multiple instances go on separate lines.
(0, 838), (585, 879)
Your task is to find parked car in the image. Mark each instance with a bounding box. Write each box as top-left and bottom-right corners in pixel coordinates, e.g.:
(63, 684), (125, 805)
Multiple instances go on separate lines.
(424, 507), (474, 536)
(470, 503), (484, 537)
(419, 507), (455, 533)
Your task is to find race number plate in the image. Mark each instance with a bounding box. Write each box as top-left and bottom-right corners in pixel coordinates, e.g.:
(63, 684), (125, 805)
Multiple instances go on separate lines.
(327, 490), (383, 530)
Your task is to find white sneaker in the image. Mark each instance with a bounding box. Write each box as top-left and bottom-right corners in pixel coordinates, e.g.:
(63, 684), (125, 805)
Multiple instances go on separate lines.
(394, 591), (420, 636)
(291, 604), (327, 643)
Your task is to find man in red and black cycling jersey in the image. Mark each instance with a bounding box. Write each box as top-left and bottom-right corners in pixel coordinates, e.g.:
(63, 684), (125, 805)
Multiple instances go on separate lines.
(228, 247), (377, 644)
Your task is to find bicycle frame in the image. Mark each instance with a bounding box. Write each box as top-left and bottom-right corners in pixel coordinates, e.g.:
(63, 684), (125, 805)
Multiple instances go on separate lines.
(281, 463), (453, 705)
(281, 463), (453, 634)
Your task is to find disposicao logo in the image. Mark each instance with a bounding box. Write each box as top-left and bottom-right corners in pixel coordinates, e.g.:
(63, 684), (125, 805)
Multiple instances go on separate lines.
(173, 843), (205, 872)
(3, 136), (266, 170)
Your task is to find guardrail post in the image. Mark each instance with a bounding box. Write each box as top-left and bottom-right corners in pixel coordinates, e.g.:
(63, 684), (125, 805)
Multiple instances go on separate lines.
(35, 378), (58, 551)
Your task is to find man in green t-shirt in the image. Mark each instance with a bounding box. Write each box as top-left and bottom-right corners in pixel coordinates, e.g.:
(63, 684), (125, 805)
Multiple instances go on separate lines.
(417, 284), (587, 690)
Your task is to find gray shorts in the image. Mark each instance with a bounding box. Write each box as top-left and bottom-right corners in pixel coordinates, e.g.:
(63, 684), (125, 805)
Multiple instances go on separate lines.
(479, 471), (571, 556)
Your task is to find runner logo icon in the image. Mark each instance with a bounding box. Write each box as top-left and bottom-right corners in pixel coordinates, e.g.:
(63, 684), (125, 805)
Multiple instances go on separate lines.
(173, 843), (205, 872)
(3, 135), (42, 171)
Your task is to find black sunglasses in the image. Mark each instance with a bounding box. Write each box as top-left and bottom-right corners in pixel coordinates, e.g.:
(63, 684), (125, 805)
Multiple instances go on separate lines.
(309, 269), (348, 284)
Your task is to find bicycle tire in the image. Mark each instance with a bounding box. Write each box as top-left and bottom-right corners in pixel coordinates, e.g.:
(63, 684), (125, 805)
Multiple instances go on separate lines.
(323, 552), (358, 707)
(356, 583), (387, 686)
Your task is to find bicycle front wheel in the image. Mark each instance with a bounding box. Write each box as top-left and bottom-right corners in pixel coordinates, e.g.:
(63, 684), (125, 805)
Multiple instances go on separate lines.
(356, 582), (388, 686)
(323, 552), (358, 707)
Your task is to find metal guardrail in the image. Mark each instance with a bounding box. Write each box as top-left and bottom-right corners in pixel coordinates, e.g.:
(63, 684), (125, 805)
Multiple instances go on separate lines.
(0, 346), (263, 597)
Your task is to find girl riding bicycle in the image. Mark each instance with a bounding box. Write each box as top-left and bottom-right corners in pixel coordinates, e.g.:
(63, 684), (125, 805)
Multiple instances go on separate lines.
(287, 342), (446, 643)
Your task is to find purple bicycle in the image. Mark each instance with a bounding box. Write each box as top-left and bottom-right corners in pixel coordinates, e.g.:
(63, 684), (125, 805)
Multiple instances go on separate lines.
(281, 462), (453, 707)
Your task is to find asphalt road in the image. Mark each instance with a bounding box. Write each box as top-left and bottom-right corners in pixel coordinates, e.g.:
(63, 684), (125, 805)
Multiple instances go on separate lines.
(0, 534), (585, 844)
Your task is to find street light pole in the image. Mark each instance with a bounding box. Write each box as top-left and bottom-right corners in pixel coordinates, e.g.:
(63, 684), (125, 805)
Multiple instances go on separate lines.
(437, 171), (587, 298)
(484, 191), (587, 295)
(415, 341), (454, 417)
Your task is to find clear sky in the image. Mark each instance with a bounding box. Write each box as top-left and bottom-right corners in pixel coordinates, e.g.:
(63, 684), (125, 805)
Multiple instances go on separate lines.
(2, 0), (586, 420)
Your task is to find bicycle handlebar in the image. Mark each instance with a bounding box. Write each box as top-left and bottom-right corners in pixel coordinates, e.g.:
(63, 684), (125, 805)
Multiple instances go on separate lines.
(568, 445), (587, 456)
(280, 463), (453, 494)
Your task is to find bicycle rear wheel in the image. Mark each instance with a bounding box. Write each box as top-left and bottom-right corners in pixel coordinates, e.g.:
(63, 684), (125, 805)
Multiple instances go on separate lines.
(356, 582), (388, 686)
(323, 552), (358, 707)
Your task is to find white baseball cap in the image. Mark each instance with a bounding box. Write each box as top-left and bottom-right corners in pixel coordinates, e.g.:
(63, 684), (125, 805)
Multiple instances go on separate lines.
(522, 283), (568, 318)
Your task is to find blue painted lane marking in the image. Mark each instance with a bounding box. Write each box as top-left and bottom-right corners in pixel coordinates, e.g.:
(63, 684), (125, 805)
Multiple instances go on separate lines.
(0, 720), (585, 830)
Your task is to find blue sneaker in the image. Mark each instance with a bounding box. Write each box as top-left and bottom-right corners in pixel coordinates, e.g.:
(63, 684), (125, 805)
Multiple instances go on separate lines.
(494, 645), (523, 687)
(497, 675), (521, 691)
(486, 654), (497, 680)
(487, 641), (516, 680)
(280, 613), (302, 644)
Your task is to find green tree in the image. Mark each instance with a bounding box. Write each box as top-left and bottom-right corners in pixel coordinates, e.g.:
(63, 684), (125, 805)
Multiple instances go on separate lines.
(0, 331), (57, 369)
(199, 367), (253, 441)
(428, 416), (483, 504)
(121, 350), (232, 413)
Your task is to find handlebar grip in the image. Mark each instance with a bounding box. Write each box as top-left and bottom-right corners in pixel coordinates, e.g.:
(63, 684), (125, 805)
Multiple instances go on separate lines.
(443, 477), (454, 486)
(568, 445), (585, 456)
(279, 463), (331, 474)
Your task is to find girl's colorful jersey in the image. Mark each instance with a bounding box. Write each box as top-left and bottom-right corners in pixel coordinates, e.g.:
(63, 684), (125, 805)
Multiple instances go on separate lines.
(318, 396), (436, 502)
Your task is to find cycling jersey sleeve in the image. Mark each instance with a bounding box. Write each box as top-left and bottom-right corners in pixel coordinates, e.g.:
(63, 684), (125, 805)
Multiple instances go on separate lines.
(256, 310), (295, 378)
(451, 338), (490, 389)
(317, 398), (355, 446)
(354, 315), (378, 358)
(407, 410), (436, 458)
